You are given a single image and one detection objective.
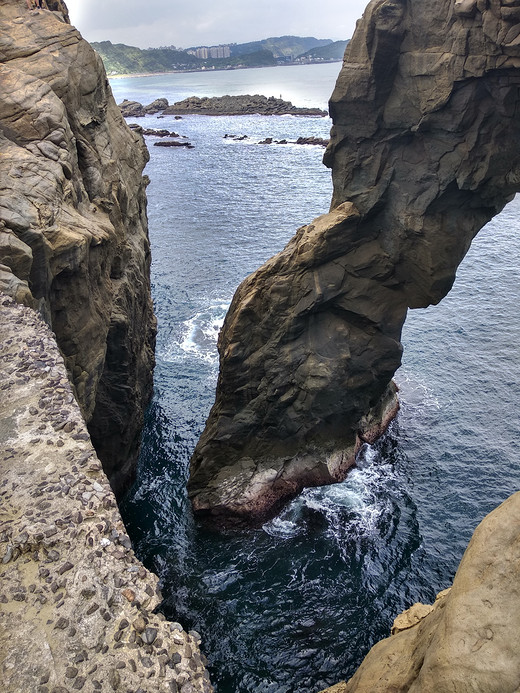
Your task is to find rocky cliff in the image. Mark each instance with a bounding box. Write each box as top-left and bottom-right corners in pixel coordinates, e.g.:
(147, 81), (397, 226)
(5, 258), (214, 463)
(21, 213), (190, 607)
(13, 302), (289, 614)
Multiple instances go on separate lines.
(0, 3), (214, 690)
(0, 297), (212, 692)
(0, 0), (156, 495)
(188, 0), (520, 525)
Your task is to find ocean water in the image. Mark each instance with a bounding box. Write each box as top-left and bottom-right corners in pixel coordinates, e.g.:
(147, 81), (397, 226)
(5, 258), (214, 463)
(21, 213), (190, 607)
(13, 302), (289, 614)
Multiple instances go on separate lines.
(109, 62), (342, 111)
(117, 64), (520, 692)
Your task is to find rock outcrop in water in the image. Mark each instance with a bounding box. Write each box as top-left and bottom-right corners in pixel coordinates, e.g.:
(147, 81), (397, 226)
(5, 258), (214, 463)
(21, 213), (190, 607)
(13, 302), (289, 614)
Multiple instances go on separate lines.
(189, 0), (520, 525)
(118, 94), (327, 117)
(319, 490), (520, 693)
(0, 0), (156, 495)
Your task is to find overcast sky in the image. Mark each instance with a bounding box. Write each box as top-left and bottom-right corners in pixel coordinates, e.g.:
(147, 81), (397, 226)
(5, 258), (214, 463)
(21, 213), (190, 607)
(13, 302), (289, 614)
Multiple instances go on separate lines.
(65, 0), (370, 50)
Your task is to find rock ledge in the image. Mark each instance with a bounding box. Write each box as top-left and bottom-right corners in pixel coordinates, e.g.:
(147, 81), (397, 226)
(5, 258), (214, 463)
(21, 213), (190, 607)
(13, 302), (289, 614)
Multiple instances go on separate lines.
(0, 296), (212, 693)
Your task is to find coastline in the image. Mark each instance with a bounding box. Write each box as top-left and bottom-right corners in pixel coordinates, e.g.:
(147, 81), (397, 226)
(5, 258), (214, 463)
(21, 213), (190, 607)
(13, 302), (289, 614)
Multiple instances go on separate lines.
(107, 59), (342, 80)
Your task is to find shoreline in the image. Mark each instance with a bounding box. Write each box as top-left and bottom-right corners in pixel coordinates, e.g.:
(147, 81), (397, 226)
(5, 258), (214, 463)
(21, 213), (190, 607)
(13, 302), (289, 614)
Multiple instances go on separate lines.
(108, 59), (342, 80)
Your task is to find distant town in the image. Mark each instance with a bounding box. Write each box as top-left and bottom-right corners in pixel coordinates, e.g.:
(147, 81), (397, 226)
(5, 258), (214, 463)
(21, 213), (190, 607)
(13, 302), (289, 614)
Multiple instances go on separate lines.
(92, 36), (350, 76)
(186, 45), (232, 60)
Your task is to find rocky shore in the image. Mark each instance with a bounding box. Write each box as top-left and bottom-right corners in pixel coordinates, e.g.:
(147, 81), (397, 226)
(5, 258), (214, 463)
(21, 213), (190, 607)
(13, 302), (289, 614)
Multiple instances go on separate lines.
(0, 2), (211, 690)
(0, 296), (212, 692)
(119, 95), (327, 117)
(319, 490), (520, 693)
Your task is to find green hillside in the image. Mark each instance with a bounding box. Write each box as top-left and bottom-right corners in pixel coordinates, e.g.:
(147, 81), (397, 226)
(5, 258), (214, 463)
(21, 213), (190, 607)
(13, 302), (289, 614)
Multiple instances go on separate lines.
(92, 41), (278, 75)
(229, 35), (332, 59)
(91, 42), (198, 74)
(298, 40), (350, 61)
(91, 36), (344, 75)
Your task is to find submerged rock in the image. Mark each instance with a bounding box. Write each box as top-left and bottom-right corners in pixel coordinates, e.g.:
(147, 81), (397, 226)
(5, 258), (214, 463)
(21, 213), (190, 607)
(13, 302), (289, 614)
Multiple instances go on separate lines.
(189, 0), (520, 525)
(296, 136), (329, 146)
(225, 134), (329, 146)
(153, 140), (194, 148)
(143, 128), (181, 137)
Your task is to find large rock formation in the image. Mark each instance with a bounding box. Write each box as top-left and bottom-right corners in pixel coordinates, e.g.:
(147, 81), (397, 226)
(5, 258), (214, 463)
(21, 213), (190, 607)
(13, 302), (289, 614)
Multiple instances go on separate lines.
(318, 490), (520, 693)
(0, 5), (214, 689)
(188, 0), (520, 524)
(0, 0), (156, 494)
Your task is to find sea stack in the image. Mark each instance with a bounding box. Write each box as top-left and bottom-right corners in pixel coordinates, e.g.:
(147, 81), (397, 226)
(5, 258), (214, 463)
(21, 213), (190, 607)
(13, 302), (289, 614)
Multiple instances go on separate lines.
(189, 0), (520, 525)
(0, 0), (156, 495)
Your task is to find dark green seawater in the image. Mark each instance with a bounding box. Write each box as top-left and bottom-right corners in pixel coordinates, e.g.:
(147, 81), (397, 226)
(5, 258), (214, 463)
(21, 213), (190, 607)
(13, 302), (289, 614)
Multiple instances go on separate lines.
(113, 64), (520, 692)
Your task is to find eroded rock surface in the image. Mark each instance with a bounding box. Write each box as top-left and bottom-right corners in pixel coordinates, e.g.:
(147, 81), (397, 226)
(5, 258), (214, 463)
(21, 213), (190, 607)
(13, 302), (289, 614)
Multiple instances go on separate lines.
(0, 0), (156, 494)
(189, 0), (520, 524)
(318, 492), (520, 693)
(162, 94), (327, 116)
(0, 296), (212, 693)
(119, 94), (327, 117)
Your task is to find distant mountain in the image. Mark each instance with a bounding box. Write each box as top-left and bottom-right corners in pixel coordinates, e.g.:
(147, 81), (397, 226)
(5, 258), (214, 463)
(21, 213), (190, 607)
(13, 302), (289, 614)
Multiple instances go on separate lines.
(92, 41), (277, 75)
(298, 40), (350, 61)
(229, 36), (333, 59)
(92, 36), (344, 76)
(92, 41), (199, 74)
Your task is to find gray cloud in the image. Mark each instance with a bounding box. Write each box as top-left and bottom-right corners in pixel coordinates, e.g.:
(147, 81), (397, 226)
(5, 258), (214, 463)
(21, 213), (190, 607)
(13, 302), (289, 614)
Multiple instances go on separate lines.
(66, 0), (369, 49)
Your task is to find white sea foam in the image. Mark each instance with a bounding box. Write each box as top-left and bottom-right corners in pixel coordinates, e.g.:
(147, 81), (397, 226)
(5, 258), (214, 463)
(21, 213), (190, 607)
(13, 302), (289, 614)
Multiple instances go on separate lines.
(162, 301), (229, 364)
(395, 371), (442, 412)
(263, 514), (303, 539)
(263, 443), (398, 543)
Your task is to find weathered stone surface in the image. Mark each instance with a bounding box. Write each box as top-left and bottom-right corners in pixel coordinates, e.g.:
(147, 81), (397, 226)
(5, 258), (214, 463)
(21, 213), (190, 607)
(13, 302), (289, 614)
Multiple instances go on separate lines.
(0, 296), (212, 693)
(162, 94), (327, 116)
(189, 200), (401, 525)
(0, 0), (156, 495)
(325, 0), (520, 311)
(118, 98), (147, 117)
(144, 97), (169, 114)
(319, 492), (520, 693)
(189, 0), (520, 524)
